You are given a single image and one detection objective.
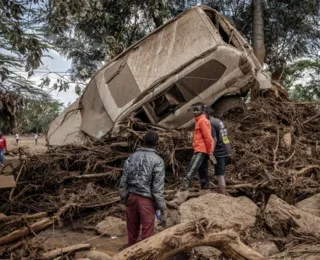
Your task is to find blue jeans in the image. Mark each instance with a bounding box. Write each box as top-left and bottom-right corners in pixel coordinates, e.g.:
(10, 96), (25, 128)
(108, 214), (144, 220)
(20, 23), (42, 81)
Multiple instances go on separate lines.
(0, 149), (4, 164)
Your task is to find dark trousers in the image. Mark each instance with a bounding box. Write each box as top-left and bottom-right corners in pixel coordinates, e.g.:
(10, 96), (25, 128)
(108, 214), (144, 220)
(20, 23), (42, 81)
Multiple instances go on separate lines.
(0, 149), (4, 164)
(186, 152), (209, 186)
(126, 193), (155, 246)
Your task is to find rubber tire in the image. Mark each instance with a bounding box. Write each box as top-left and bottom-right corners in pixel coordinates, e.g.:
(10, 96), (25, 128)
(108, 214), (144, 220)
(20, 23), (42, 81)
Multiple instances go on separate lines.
(212, 96), (247, 119)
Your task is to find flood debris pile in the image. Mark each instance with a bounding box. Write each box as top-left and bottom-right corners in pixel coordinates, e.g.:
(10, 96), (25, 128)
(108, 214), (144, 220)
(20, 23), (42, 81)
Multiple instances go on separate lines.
(0, 97), (319, 259)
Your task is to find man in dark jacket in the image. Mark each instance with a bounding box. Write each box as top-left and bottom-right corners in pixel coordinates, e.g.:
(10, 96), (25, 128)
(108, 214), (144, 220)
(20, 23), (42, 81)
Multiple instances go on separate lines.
(119, 130), (166, 246)
(206, 107), (231, 195)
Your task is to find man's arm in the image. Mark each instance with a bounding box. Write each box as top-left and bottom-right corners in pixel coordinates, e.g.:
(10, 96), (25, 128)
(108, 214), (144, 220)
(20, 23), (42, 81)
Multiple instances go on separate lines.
(119, 159), (129, 204)
(211, 123), (218, 149)
(199, 119), (214, 154)
(152, 159), (166, 211)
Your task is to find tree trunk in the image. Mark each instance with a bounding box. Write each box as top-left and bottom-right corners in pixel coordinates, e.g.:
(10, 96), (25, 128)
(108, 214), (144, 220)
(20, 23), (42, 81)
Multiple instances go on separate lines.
(43, 244), (92, 259)
(0, 217), (53, 246)
(252, 0), (265, 66)
(112, 218), (263, 260)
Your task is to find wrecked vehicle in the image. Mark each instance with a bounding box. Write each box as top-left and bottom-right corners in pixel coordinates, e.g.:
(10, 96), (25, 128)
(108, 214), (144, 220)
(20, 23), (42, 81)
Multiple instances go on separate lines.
(47, 5), (274, 146)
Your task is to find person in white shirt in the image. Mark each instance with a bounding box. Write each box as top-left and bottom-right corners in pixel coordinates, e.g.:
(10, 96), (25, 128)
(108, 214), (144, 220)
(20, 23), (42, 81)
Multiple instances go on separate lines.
(15, 133), (19, 145)
(34, 134), (39, 145)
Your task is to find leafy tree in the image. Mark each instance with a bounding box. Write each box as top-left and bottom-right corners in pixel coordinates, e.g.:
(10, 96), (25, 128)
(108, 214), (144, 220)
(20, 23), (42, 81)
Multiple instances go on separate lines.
(0, 0), (48, 94)
(15, 99), (65, 133)
(0, 0), (86, 130)
(45, 0), (320, 88)
(284, 59), (320, 101)
(44, 0), (174, 81)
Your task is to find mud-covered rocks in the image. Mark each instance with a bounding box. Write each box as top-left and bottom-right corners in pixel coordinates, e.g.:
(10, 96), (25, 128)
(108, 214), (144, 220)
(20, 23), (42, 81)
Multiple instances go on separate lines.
(250, 241), (279, 257)
(192, 246), (221, 259)
(85, 251), (112, 260)
(264, 195), (320, 237)
(178, 193), (258, 231)
(295, 194), (320, 217)
(95, 217), (126, 237)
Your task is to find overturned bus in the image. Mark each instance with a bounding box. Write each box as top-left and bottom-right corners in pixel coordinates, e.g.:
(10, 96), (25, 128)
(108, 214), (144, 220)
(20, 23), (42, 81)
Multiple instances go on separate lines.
(47, 5), (275, 146)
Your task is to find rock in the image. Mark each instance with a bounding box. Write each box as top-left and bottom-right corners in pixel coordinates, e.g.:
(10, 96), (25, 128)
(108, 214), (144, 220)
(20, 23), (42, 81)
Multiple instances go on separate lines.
(95, 216), (126, 236)
(193, 246), (221, 259)
(296, 194), (320, 217)
(85, 251), (112, 260)
(250, 241), (279, 257)
(264, 195), (320, 237)
(281, 131), (292, 149)
(179, 193), (258, 231)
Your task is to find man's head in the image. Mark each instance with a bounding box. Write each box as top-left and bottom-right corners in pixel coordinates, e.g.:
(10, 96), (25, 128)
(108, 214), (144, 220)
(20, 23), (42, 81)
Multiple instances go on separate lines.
(144, 130), (159, 148)
(189, 102), (205, 118)
(205, 107), (215, 119)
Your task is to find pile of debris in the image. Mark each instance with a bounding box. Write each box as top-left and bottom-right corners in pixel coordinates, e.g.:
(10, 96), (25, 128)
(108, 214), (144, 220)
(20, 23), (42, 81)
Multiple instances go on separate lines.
(0, 97), (319, 259)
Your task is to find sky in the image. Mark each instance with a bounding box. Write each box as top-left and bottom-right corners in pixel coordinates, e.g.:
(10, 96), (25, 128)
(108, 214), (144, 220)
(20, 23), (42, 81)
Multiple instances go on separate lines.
(19, 50), (79, 106)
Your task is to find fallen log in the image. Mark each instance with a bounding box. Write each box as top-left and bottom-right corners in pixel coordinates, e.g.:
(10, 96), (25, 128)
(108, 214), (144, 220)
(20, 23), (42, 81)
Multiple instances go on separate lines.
(112, 218), (263, 260)
(0, 217), (53, 246)
(0, 212), (47, 224)
(60, 171), (121, 183)
(43, 244), (92, 259)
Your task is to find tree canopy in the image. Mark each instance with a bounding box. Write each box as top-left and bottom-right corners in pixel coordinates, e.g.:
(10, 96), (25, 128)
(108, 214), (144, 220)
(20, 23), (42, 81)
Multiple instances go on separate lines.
(1, 0), (319, 132)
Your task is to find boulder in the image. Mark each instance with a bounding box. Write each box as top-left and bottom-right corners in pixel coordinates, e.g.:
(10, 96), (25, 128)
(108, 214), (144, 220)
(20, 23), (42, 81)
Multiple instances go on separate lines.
(250, 241), (279, 257)
(264, 195), (320, 237)
(295, 194), (320, 217)
(95, 217), (126, 237)
(179, 193), (258, 231)
(85, 251), (112, 260)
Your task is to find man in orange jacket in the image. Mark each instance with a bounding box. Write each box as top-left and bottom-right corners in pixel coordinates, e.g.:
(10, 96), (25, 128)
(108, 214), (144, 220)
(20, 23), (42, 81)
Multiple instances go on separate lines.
(182, 102), (215, 190)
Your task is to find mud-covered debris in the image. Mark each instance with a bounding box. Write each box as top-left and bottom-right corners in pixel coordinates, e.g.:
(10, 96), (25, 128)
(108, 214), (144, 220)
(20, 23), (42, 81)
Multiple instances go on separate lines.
(179, 193), (258, 231)
(264, 195), (320, 237)
(95, 217), (126, 237)
(85, 250), (112, 260)
(295, 194), (320, 218)
(250, 241), (279, 257)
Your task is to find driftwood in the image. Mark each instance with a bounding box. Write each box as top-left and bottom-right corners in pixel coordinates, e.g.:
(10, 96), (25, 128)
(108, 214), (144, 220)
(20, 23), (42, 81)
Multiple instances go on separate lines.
(0, 217), (53, 246)
(43, 244), (92, 259)
(112, 218), (263, 260)
(9, 161), (25, 200)
(0, 212), (47, 224)
(269, 244), (320, 259)
(60, 171), (122, 183)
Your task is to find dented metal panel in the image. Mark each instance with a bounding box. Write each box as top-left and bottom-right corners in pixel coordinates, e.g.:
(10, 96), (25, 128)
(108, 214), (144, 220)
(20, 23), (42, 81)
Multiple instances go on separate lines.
(47, 99), (83, 146)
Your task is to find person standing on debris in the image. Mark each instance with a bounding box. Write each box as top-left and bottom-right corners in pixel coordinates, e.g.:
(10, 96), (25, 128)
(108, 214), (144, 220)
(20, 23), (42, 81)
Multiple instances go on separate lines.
(0, 132), (8, 166)
(15, 133), (19, 145)
(205, 107), (231, 195)
(182, 102), (215, 190)
(119, 130), (166, 246)
(34, 134), (39, 145)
